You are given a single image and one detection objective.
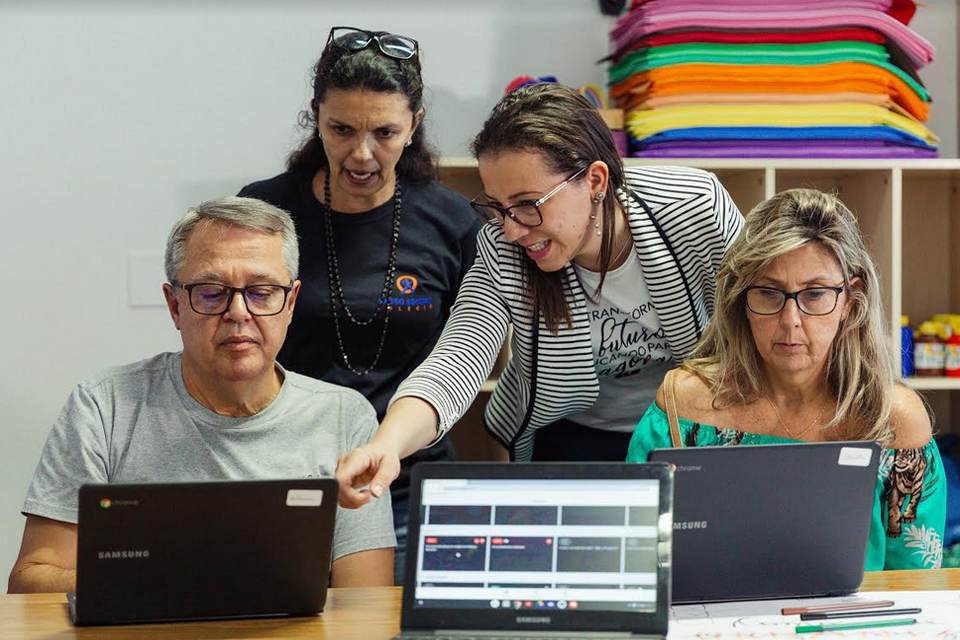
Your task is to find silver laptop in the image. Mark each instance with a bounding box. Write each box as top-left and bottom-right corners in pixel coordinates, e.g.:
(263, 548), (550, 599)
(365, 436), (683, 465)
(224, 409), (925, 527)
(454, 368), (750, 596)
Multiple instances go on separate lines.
(649, 441), (880, 603)
(395, 462), (673, 639)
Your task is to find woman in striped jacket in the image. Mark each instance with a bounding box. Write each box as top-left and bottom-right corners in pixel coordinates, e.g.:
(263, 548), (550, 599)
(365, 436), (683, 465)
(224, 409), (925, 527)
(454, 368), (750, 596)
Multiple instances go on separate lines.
(336, 83), (743, 507)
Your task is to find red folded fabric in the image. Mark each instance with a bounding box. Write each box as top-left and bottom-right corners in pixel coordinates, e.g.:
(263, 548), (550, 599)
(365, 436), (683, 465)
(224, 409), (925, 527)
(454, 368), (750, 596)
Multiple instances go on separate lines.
(889, 0), (918, 24)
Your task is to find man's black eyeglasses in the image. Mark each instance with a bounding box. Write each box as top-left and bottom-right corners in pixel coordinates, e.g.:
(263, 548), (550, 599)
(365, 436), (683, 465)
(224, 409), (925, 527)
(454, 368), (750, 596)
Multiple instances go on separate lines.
(172, 282), (294, 317)
(745, 286), (845, 316)
(326, 27), (419, 60)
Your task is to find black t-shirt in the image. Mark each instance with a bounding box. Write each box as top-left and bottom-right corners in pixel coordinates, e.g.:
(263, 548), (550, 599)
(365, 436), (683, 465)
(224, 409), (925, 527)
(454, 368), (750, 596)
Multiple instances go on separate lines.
(239, 169), (481, 502)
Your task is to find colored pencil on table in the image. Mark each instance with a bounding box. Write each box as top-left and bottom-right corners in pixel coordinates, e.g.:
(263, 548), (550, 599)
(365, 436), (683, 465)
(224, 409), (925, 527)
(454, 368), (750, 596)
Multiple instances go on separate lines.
(781, 599), (895, 615)
(796, 617), (917, 633)
(801, 607), (921, 621)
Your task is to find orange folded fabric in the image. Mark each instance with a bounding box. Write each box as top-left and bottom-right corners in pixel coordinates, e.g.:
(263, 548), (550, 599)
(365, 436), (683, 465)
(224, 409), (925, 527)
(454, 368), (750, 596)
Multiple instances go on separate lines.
(610, 61), (929, 121)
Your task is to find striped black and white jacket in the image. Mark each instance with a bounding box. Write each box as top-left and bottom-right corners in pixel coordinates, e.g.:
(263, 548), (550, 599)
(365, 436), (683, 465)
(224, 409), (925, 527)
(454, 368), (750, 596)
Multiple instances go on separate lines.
(393, 166), (744, 461)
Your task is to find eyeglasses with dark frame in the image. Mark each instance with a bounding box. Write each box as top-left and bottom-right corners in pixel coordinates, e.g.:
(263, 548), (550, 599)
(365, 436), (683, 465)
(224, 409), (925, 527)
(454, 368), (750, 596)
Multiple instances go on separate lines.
(745, 285), (845, 316)
(326, 26), (419, 60)
(172, 282), (294, 317)
(470, 166), (588, 228)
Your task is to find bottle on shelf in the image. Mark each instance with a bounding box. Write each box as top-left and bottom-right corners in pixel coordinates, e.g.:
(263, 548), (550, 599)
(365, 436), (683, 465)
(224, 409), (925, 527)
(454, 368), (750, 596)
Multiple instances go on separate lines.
(914, 320), (946, 377)
(901, 315), (914, 377)
(946, 319), (960, 378)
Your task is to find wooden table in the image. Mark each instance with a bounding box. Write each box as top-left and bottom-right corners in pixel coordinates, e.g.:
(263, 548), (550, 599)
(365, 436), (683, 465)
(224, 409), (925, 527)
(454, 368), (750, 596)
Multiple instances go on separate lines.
(2, 570), (957, 640)
(860, 567), (960, 592)
(0, 587), (401, 640)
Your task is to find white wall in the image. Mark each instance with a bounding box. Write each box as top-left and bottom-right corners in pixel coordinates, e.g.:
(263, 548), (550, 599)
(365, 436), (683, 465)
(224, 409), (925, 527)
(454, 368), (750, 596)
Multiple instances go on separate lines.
(0, 0), (954, 581)
(912, 0), (958, 156)
(0, 0), (613, 582)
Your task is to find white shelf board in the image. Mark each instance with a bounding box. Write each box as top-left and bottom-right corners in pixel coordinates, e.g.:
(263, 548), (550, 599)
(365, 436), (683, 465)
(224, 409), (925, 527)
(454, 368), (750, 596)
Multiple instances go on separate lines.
(440, 157), (960, 171)
(621, 158), (960, 171)
(902, 377), (960, 390)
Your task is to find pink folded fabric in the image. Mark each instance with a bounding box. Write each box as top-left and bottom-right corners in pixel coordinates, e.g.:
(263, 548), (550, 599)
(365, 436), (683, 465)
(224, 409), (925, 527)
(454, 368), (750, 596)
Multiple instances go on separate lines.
(634, 0), (894, 13)
(612, 9), (933, 68)
(626, 0), (918, 25)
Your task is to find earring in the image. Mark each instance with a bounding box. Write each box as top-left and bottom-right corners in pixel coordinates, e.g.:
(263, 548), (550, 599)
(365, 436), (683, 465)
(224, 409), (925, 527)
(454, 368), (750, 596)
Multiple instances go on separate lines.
(590, 205), (601, 236)
(405, 139), (412, 147)
(592, 193), (604, 236)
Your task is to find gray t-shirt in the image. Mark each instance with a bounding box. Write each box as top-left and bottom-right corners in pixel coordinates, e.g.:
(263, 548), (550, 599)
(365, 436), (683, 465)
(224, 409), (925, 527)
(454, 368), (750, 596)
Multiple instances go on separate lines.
(23, 351), (395, 562)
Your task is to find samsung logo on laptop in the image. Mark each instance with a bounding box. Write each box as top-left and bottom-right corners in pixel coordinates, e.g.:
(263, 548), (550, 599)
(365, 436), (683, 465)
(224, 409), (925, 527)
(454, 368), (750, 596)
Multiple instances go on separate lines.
(675, 465), (702, 472)
(516, 616), (552, 624)
(98, 549), (150, 559)
(674, 521), (708, 530)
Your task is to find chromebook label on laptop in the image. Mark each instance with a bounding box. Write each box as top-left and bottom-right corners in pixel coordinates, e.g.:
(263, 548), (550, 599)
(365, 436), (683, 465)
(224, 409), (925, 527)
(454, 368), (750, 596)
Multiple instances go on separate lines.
(286, 489), (324, 507)
(838, 447), (874, 467)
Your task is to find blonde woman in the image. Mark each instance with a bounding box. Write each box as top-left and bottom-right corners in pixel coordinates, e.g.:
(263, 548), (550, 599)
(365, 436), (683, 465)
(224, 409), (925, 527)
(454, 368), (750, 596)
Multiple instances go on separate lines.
(627, 188), (946, 571)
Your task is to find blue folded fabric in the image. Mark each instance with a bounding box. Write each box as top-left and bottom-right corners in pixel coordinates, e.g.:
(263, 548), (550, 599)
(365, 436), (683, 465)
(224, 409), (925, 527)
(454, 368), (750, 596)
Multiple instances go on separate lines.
(632, 139), (938, 158)
(637, 125), (934, 148)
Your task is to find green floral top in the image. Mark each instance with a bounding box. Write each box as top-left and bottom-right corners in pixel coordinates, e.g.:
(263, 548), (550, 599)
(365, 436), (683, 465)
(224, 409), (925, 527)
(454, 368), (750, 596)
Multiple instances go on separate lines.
(626, 402), (946, 571)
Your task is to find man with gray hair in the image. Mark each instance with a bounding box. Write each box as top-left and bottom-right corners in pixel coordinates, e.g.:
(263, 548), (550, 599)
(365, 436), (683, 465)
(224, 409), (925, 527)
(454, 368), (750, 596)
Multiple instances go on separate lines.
(8, 197), (395, 593)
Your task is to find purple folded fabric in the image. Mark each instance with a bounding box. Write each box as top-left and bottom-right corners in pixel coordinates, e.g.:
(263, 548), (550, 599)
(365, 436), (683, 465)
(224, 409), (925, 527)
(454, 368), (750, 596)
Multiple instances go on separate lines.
(633, 139), (938, 158)
(612, 9), (934, 68)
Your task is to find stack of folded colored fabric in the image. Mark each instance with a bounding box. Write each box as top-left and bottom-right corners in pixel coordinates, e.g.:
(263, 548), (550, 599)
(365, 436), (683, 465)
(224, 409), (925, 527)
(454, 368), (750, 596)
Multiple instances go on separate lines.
(609, 0), (938, 158)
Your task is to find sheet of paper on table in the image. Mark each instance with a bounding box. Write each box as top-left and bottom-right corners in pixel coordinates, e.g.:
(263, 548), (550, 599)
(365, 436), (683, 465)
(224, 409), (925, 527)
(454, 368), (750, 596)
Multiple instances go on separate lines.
(669, 590), (960, 639)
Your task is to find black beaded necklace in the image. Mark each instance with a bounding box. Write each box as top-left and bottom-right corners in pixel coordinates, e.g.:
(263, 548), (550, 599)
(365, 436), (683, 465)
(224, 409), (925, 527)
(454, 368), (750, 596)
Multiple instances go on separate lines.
(322, 171), (403, 376)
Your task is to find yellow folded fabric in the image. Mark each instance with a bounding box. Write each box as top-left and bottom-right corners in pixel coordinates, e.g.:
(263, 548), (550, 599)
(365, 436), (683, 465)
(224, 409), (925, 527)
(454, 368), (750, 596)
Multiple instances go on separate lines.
(633, 92), (915, 121)
(625, 102), (938, 144)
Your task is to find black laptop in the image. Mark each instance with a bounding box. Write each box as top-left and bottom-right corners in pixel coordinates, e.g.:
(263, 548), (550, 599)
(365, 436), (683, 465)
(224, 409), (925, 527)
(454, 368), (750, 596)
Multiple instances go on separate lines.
(648, 441), (880, 603)
(395, 462), (674, 640)
(70, 478), (338, 625)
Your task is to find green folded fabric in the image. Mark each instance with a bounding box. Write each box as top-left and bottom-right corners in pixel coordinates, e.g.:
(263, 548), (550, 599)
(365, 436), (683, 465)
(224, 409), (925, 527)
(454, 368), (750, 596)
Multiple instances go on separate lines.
(609, 41), (928, 101)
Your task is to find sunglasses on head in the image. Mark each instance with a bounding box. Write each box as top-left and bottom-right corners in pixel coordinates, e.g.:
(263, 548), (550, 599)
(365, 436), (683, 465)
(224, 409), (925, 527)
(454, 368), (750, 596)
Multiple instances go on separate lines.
(326, 26), (419, 60)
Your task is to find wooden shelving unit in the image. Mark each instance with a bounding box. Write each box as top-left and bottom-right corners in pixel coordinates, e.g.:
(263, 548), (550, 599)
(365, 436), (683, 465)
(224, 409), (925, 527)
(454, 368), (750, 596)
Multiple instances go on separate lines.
(904, 378), (960, 391)
(437, 158), (960, 453)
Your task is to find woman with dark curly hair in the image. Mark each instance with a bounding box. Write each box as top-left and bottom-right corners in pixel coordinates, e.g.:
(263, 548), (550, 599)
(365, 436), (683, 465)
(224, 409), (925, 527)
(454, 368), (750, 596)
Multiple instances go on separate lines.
(240, 27), (479, 584)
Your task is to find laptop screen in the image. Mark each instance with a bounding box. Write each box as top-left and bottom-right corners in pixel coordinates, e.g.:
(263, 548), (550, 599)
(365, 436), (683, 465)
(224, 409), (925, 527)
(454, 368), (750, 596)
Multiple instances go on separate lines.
(411, 477), (661, 614)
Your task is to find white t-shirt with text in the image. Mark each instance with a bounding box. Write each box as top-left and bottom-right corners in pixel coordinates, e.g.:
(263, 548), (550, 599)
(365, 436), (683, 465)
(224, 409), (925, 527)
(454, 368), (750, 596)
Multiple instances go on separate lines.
(568, 252), (674, 433)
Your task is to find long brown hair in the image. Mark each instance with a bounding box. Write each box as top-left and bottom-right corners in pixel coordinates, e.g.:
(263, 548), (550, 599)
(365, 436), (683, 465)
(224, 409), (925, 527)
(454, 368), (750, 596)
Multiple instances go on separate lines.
(685, 189), (898, 444)
(471, 83), (626, 333)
